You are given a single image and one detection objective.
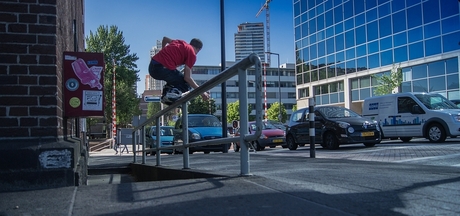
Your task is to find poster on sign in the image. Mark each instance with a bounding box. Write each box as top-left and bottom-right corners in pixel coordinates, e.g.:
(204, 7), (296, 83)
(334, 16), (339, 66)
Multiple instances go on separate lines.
(63, 52), (105, 117)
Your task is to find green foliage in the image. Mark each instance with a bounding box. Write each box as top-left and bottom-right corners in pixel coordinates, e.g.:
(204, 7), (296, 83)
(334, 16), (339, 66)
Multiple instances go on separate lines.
(292, 104), (297, 112)
(372, 64), (403, 96)
(188, 97), (216, 114)
(146, 102), (161, 126)
(85, 25), (141, 128)
(227, 100), (252, 123)
(267, 102), (287, 123)
(167, 120), (176, 126)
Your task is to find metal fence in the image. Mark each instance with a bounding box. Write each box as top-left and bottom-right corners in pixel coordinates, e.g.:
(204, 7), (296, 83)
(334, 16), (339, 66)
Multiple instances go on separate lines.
(131, 53), (263, 175)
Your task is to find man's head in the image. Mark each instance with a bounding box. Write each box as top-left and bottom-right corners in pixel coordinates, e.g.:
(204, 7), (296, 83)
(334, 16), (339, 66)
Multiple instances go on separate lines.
(190, 38), (203, 53)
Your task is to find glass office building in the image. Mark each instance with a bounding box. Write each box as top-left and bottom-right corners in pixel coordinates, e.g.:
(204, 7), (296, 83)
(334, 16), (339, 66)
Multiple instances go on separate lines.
(293, 0), (460, 113)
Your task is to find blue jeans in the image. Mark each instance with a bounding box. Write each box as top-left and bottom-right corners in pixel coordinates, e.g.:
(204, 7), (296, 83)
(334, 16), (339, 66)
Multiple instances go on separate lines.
(148, 59), (190, 93)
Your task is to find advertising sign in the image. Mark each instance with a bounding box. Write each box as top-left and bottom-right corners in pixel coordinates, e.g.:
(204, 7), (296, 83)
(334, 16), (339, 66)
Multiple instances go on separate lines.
(63, 52), (105, 117)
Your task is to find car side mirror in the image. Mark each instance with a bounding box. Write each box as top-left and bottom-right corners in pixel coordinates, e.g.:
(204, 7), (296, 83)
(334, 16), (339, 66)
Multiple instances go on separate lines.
(314, 116), (323, 121)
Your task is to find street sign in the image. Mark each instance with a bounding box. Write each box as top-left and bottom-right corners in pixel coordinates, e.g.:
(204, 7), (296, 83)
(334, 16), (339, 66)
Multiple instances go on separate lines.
(144, 96), (160, 102)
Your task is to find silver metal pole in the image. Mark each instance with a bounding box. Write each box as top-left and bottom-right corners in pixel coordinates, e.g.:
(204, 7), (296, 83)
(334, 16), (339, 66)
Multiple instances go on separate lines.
(239, 68), (250, 176)
(277, 54), (281, 122)
(265, 52), (281, 122)
(182, 103), (190, 169)
(155, 117), (161, 166)
(141, 126), (146, 164)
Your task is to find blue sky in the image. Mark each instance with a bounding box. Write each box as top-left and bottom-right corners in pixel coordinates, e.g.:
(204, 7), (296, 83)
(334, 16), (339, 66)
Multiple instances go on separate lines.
(85, 0), (295, 94)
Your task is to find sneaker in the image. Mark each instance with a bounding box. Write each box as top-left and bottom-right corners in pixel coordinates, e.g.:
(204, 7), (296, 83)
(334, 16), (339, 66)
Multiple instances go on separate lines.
(181, 91), (190, 97)
(161, 87), (182, 105)
(160, 95), (171, 105)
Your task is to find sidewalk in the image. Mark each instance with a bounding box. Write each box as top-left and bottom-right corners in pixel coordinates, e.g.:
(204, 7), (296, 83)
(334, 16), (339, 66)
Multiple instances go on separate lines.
(1, 148), (459, 215)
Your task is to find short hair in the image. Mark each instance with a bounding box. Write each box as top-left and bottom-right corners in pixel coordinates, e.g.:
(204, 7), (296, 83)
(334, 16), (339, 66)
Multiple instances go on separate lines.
(190, 38), (203, 50)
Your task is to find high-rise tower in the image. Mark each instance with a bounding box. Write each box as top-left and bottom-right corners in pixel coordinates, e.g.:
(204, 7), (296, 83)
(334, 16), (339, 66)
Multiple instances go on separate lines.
(234, 22), (266, 63)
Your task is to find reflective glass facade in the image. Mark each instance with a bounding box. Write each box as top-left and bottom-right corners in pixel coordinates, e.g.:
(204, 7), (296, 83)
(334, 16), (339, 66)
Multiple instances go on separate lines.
(294, 0), (460, 109)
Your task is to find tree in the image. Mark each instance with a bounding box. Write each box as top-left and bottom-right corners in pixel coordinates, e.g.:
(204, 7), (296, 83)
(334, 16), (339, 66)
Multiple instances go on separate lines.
(227, 100), (252, 123)
(372, 64), (402, 96)
(146, 102), (161, 126)
(267, 102), (287, 123)
(188, 97), (216, 114)
(292, 104), (297, 112)
(85, 25), (141, 130)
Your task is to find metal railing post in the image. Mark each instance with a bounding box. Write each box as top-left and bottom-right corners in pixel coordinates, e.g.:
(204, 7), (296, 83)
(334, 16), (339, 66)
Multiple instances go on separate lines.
(141, 126), (146, 164)
(155, 117), (161, 166)
(132, 129), (136, 163)
(182, 103), (190, 169)
(239, 68), (250, 176)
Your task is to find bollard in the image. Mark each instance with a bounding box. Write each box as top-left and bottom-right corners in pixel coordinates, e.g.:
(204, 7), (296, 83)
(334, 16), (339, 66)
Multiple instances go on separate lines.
(309, 97), (315, 158)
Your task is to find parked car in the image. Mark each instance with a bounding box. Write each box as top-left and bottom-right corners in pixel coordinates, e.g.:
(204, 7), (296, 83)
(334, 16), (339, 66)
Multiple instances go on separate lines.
(233, 121), (286, 151)
(146, 126), (175, 155)
(265, 120), (287, 131)
(286, 106), (381, 150)
(173, 114), (231, 154)
(450, 99), (460, 108)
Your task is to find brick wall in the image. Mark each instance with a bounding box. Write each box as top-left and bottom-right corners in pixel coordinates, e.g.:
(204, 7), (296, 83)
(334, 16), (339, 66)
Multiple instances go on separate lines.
(0, 0), (86, 140)
(0, 0), (87, 191)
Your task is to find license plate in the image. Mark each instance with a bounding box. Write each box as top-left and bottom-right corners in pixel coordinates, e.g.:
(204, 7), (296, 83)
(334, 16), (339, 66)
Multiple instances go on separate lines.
(273, 139), (284, 143)
(361, 131), (374, 137)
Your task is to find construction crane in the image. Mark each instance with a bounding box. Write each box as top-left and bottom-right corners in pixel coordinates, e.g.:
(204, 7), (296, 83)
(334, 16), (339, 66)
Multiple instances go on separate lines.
(256, 0), (272, 66)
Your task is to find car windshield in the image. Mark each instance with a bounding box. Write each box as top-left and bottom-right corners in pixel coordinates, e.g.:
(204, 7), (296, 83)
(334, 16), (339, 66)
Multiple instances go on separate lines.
(161, 128), (174, 136)
(317, 106), (360, 118)
(151, 127), (174, 136)
(266, 120), (286, 130)
(188, 116), (222, 127)
(250, 121), (277, 131)
(415, 93), (458, 110)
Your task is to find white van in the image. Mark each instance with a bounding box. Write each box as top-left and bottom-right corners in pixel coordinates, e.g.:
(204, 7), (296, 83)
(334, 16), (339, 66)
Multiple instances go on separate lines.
(362, 92), (460, 142)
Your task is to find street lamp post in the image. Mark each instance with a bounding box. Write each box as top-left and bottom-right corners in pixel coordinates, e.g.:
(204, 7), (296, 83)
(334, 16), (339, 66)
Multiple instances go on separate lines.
(265, 52), (281, 122)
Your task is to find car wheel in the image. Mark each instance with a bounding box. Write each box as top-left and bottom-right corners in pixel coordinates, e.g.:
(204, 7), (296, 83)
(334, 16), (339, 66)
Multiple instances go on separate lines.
(323, 132), (339, 150)
(400, 137), (412, 142)
(363, 143), (376, 147)
(233, 143), (240, 152)
(222, 144), (229, 153)
(254, 141), (265, 151)
(427, 123), (446, 142)
(286, 135), (297, 150)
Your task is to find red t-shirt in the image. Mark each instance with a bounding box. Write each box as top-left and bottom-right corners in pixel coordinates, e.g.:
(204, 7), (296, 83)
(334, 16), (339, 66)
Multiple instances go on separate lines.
(152, 39), (197, 70)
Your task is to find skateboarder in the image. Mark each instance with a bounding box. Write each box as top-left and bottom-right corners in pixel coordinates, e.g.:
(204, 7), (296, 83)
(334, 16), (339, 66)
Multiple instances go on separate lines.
(149, 36), (209, 105)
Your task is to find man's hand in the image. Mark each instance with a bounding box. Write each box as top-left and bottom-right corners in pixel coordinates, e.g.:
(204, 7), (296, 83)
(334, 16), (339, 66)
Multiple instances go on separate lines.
(201, 92), (210, 101)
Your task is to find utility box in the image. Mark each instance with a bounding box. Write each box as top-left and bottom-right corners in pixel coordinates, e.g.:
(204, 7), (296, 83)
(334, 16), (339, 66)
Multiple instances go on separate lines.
(118, 128), (133, 145)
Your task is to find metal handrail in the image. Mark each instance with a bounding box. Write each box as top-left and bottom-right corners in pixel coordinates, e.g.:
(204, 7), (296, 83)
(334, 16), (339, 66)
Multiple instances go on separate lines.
(131, 53), (263, 175)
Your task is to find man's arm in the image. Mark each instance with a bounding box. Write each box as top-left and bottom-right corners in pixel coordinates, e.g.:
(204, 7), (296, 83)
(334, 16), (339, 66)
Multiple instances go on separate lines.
(183, 66), (209, 100)
(162, 36), (172, 48)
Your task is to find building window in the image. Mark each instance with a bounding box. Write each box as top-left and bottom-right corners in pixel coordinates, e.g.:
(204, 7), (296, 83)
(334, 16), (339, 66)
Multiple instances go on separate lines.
(298, 87), (309, 99)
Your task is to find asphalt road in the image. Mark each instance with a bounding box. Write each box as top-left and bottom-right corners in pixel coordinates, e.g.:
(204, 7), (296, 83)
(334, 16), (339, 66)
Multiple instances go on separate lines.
(2, 138), (460, 216)
(252, 138), (460, 167)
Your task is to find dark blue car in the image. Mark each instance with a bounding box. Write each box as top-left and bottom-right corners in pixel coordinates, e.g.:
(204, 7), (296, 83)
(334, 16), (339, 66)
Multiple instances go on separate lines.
(286, 106), (381, 150)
